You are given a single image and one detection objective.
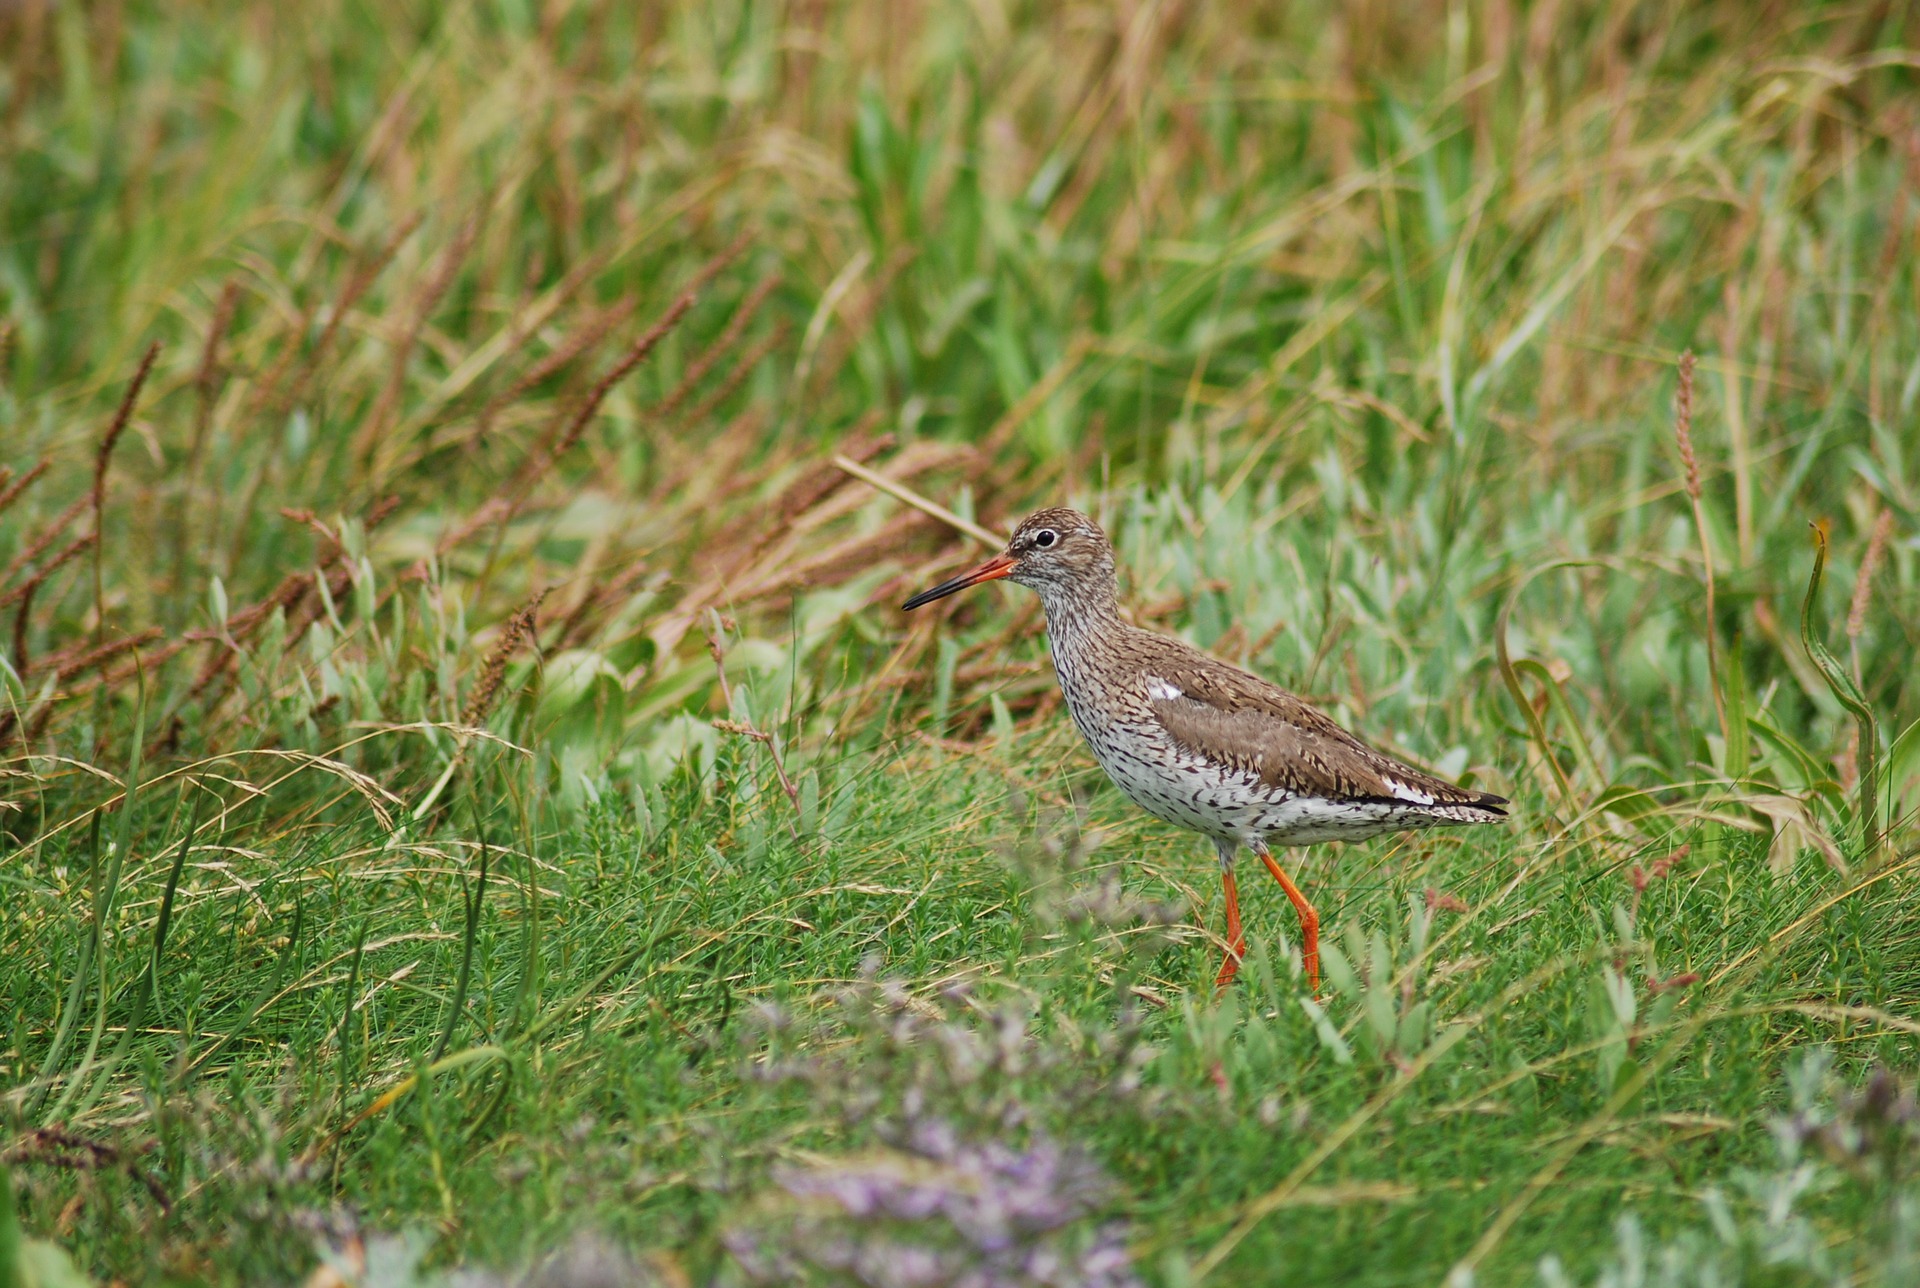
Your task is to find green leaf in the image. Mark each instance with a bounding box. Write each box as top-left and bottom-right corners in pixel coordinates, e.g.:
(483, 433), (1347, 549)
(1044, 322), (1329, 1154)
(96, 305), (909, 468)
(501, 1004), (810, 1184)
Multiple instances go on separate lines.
(1610, 1056), (1645, 1105)
(1746, 711), (1833, 799)
(1298, 996), (1353, 1065)
(1885, 717), (1920, 831)
(1365, 980), (1398, 1049)
(1591, 783), (1663, 823)
(1319, 940), (1360, 1002)
(1396, 1000), (1434, 1057)
(1800, 524), (1879, 850)
(1723, 634), (1750, 781)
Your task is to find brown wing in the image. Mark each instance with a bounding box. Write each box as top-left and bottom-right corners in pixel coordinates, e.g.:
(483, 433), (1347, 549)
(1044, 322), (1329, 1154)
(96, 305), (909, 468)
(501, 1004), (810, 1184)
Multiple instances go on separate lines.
(1146, 653), (1507, 812)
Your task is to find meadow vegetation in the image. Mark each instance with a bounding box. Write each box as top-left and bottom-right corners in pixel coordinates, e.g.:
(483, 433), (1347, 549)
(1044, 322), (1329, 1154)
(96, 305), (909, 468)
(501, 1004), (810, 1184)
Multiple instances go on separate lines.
(4, 0), (1920, 1283)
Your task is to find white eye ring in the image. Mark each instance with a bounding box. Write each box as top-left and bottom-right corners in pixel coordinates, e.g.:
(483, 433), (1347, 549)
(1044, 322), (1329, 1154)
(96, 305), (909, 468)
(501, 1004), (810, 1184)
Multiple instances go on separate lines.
(1033, 529), (1058, 549)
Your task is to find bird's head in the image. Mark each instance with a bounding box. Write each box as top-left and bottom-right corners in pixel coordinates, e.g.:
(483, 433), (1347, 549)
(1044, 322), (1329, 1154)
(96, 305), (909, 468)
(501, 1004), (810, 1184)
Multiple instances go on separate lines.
(903, 507), (1115, 611)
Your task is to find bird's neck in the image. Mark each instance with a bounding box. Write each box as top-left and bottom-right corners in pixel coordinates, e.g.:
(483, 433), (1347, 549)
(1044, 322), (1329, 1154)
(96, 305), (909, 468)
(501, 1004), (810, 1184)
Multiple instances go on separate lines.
(1036, 577), (1123, 654)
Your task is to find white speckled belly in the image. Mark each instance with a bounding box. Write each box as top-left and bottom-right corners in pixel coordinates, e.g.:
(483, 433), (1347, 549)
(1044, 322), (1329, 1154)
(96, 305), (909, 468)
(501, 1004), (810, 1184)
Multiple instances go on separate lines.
(1061, 693), (1411, 849)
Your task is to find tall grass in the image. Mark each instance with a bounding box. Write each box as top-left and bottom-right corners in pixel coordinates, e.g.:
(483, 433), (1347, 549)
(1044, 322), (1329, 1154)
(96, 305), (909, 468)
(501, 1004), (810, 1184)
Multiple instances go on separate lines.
(3, 1), (1920, 1283)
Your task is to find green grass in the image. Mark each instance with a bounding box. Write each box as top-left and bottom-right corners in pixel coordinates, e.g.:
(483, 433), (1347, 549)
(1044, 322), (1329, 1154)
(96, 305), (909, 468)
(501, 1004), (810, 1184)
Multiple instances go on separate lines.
(5, 1), (1920, 1284)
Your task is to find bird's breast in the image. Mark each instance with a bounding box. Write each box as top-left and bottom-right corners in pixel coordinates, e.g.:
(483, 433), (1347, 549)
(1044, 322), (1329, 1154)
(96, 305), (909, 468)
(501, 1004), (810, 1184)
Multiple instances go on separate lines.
(1051, 667), (1254, 839)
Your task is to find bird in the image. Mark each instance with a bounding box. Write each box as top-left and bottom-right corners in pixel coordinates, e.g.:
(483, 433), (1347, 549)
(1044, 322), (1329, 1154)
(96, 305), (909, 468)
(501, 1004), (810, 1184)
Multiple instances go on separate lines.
(903, 506), (1508, 992)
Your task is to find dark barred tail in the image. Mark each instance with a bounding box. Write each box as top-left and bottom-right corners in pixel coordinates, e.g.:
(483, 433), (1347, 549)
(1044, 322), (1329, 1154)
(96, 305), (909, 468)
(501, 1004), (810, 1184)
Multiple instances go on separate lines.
(1412, 793), (1509, 827)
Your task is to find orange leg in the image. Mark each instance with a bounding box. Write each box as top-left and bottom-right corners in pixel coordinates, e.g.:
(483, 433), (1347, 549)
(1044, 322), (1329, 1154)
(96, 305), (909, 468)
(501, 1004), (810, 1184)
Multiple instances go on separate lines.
(1213, 868), (1247, 991)
(1258, 846), (1320, 993)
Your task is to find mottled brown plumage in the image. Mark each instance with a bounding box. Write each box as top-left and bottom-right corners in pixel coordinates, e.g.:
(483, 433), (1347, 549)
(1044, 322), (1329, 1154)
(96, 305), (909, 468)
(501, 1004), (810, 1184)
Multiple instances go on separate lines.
(1144, 658), (1500, 814)
(904, 506), (1508, 991)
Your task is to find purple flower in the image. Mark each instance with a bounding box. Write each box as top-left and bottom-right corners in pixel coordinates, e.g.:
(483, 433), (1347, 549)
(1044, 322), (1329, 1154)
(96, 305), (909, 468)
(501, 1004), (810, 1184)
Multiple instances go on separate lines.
(730, 955), (1150, 1288)
(739, 1127), (1139, 1287)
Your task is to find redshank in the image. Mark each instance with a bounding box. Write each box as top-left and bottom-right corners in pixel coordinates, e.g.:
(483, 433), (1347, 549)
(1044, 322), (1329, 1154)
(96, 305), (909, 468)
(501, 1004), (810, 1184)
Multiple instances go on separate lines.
(904, 507), (1508, 991)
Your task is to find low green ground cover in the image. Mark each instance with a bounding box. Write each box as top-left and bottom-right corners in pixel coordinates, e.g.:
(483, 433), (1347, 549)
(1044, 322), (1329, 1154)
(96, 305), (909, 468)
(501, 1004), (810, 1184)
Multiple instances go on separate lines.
(4, 2), (1920, 1284)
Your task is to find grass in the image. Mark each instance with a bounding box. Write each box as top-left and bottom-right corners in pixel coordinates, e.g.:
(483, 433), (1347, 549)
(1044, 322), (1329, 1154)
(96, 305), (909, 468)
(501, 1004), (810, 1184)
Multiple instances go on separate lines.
(4, 0), (1920, 1283)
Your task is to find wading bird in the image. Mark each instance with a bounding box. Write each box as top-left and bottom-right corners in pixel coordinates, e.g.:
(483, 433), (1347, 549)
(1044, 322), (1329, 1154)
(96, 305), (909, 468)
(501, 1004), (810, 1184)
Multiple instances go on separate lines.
(904, 507), (1507, 991)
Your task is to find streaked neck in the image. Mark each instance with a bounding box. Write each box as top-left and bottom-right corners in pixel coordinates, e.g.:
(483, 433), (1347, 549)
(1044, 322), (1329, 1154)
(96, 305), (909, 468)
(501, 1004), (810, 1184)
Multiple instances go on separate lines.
(1036, 577), (1122, 648)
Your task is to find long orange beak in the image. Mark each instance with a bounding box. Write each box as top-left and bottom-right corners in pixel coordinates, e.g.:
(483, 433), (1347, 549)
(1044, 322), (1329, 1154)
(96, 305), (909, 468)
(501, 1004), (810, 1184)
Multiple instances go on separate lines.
(902, 553), (1017, 610)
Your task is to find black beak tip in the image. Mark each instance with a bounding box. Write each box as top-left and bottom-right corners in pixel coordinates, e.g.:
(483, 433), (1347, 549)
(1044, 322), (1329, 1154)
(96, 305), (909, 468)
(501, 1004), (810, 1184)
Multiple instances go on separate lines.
(902, 575), (971, 612)
(902, 556), (1015, 612)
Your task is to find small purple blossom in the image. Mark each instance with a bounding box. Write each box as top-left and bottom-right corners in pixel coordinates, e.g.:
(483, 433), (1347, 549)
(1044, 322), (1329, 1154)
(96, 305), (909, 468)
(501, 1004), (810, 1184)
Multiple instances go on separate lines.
(729, 959), (1148, 1288)
(776, 1130), (1109, 1243)
(732, 1128), (1141, 1287)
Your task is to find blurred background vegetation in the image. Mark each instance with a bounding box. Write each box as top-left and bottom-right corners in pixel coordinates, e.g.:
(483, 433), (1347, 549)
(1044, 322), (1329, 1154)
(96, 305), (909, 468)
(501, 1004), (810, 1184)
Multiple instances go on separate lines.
(4, 0), (1920, 1283)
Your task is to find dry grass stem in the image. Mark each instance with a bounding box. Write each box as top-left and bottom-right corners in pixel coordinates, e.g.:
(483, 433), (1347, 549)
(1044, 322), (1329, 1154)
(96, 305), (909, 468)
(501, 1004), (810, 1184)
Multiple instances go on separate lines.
(465, 588), (549, 726)
(1, 496), (89, 590)
(681, 321), (791, 426)
(707, 629), (803, 834)
(0, 459), (49, 519)
(195, 280), (241, 401)
(1674, 349), (1727, 746)
(831, 454), (1005, 548)
(91, 340), (162, 529)
(176, 281), (242, 582)
(1847, 507), (1895, 641)
(510, 290), (697, 503)
(49, 626), (164, 684)
(10, 581), (37, 678)
(0, 532), (94, 614)
(473, 296), (638, 441)
(655, 275), (781, 419)
(1674, 350), (1701, 502)
(358, 213), (483, 466)
(254, 211), (423, 419)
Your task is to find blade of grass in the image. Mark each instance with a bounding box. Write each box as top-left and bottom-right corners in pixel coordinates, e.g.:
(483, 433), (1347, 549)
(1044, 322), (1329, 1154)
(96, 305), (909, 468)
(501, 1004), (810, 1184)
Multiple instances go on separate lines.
(1801, 522), (1879, 854)
(56, 656), (152, 1119)
(84, 792), (202, 1106)
(431, 826), (488, 1062)
(176, 894), (305, 1086)
(335, 916), (370, 1111)
(25, 810), (103, 1121)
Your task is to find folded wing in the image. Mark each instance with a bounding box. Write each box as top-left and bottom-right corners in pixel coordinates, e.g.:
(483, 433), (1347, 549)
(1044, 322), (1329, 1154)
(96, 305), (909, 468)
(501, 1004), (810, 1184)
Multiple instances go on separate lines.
(1144, 658), (1507, 815)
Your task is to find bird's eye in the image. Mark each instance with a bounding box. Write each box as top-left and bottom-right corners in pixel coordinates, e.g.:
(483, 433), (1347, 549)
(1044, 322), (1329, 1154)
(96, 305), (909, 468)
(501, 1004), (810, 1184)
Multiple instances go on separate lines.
(1033, 529), (1058, 549)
